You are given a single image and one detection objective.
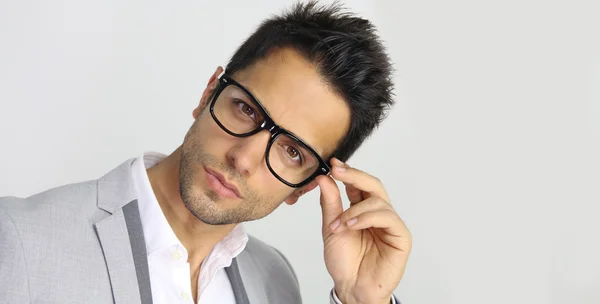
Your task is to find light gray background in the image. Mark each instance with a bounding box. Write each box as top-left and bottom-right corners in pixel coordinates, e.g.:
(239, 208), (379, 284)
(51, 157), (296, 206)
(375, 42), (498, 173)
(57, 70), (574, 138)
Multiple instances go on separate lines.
(1, 0), (599, 303)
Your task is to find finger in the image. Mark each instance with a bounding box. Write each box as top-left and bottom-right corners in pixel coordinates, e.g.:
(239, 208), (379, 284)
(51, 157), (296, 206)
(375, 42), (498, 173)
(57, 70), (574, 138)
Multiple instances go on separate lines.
(345, 210), (409, 241)
(208, 66), (224, 86)
(330, 158), (390, 203)
(330, 159), (363, 205)
(329, 159), (364, 204)
(315, 175), (344, 235)
(335, 196), (392, 226)
(345, 183), (364, 205)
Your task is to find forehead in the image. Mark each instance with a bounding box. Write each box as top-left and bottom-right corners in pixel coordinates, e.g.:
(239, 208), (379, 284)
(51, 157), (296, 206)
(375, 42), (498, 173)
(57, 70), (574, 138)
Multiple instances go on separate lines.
(231, 48), (350, 157)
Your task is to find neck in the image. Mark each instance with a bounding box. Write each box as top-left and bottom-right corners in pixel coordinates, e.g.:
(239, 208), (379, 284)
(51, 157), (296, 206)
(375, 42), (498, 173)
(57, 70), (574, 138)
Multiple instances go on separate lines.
(146, 146), (237, 266)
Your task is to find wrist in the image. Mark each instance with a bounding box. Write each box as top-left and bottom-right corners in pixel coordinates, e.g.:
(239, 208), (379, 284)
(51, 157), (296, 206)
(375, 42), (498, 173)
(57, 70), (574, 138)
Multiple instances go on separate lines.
(334, 287), (391, 304)
(333, 286), (354, 304)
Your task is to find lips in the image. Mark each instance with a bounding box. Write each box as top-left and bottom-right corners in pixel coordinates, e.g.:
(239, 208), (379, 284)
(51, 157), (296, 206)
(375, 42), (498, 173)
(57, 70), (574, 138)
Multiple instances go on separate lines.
(204, 167), (242, 199)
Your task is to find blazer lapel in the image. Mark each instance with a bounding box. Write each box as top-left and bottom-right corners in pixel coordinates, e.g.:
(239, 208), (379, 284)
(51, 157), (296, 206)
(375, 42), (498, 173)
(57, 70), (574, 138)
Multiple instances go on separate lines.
(95, 200), (153, 304)
(225, 258), (251, 304)
(94, 159), (153, 304)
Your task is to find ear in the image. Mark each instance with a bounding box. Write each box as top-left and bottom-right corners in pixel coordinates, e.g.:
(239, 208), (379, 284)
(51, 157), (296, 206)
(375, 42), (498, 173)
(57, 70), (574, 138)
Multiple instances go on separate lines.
(284, 180), (319, 205)
(193, 66), (224, 119)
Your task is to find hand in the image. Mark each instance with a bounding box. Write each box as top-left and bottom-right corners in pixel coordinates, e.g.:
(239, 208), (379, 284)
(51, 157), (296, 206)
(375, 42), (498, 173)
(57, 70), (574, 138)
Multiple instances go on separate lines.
(317, 158), (411, 304)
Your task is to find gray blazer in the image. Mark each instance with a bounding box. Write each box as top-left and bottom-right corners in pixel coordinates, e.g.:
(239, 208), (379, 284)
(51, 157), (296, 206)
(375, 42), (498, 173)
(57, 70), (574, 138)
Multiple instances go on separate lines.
(0, 159), (301, 304)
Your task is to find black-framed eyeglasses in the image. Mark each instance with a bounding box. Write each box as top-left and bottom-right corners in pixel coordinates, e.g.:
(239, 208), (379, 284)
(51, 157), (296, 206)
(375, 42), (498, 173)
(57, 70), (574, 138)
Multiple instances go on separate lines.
(209, 72), (331, 188)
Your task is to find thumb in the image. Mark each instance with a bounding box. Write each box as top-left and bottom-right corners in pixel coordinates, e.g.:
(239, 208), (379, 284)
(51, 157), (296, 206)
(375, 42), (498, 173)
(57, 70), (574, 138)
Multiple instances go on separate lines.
(316, 175), (344, 235)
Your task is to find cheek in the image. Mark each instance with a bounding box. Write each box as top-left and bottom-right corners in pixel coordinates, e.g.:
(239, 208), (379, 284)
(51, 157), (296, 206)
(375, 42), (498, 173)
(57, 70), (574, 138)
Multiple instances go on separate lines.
(194, 114), (236, 152)
(252, 175), (296, 204)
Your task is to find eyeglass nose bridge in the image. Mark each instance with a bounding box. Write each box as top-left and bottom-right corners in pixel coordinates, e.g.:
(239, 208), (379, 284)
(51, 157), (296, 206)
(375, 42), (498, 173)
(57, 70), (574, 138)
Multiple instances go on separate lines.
(259, 119), (282, 138)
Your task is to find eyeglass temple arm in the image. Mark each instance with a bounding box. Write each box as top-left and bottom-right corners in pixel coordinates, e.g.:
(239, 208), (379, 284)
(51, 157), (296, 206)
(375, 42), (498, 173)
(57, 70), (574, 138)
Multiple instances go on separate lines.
(218, 69), (226, 79)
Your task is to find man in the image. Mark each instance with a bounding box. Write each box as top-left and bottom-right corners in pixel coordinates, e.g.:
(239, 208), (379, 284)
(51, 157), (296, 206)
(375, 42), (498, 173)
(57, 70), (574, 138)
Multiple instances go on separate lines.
(0, 2), (411, 304)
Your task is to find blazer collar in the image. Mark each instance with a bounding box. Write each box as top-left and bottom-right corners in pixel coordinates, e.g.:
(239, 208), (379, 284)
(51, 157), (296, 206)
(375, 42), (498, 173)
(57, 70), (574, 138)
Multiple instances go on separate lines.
(94, 158), (153, 303)
(97, 158), (138, 214)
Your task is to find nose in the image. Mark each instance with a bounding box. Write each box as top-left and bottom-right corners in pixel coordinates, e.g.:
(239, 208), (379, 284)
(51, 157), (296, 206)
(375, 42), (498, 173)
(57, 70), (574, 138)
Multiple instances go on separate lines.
(226, 130), (271, 178)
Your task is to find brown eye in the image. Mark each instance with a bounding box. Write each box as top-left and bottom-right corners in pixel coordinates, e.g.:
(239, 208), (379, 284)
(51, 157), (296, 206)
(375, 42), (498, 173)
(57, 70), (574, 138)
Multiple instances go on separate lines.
(235, 100), (256, 120)
(241, 103), (254, 116)
(286, 146), (299, 158)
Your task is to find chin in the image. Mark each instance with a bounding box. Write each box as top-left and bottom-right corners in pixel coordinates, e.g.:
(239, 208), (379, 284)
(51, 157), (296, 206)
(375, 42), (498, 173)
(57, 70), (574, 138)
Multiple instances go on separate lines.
(180, 187), (243, 225)
(182, 196), (232, 225)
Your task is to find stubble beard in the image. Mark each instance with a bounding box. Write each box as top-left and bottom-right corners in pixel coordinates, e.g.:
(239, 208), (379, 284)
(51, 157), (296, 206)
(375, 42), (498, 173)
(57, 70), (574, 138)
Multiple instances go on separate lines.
(178, 119), (280, 225)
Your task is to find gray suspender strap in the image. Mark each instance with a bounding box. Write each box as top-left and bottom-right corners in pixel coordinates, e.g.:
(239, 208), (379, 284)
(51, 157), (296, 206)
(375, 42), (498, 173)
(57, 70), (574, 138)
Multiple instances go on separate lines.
(225, 258), (251, 304)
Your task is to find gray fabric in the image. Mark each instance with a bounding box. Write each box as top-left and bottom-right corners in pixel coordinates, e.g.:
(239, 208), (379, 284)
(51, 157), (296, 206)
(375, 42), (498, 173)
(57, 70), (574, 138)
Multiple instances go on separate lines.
(224, 258), (250, 304)
(0, 158), (303, 303)
(236, 236), (303, 304)
(95, 206), (143, 304)
(123, 200), (153, 304)
(1, 180), (117, 303)
(0, 205), (30, 304)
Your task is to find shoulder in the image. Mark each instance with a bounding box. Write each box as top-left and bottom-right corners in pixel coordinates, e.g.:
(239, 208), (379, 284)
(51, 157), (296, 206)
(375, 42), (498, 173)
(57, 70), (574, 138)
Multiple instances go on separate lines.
(237, 235), (301, 303)
(243, 235), (298, 279)
(0, 181), (113, 302)
(0, 180), (105, 240)
(0, 180), (99, 217)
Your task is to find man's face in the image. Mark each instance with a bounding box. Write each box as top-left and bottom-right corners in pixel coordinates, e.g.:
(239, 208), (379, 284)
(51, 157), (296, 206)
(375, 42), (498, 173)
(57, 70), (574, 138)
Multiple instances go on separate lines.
(179, 48), (351, 225)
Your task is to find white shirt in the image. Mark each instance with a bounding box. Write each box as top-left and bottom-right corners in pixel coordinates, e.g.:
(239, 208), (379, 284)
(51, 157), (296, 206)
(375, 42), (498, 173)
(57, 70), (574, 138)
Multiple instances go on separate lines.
(131, 152), (394, 304)
(131, 152), (247, 304)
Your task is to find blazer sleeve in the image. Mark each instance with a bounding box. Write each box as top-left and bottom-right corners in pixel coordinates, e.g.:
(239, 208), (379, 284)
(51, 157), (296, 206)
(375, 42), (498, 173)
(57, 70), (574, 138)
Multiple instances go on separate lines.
(0, 202), (30, 304)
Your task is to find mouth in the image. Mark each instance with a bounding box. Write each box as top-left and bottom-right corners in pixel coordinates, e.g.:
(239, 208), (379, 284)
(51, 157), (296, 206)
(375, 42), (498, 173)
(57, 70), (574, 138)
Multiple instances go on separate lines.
(204, 166), (242, 199)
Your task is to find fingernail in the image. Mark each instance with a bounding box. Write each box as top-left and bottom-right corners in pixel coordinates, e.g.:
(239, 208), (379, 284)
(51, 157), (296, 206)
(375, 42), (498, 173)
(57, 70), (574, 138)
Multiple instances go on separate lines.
(334, 166), (346, 173)
(347, 218), (358, 226)
(332, 158), (344, 166)
(329, 219), (341, 230)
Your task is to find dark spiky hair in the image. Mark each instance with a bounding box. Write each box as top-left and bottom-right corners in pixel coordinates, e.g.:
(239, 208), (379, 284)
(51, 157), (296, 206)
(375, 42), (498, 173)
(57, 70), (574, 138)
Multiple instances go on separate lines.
(226, 1), (394, 161)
